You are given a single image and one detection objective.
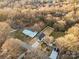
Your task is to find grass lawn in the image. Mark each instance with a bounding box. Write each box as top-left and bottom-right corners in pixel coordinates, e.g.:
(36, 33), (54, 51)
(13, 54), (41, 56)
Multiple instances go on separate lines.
(51, 31), (65, 39)
(11, 30), (29, 41)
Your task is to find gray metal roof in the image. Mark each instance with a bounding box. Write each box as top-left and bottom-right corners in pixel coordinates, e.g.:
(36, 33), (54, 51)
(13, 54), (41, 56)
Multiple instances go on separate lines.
(37, 32), (45, 41)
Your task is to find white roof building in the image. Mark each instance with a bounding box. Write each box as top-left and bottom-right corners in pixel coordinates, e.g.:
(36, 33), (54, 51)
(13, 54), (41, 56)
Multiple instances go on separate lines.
(49, 49), (58, 59)
(23, 29), (38, 38)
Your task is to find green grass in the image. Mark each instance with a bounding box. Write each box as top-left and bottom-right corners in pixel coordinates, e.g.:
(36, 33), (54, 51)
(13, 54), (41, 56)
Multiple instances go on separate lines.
(11, 30), (28, 41)
(51, 31), (65, 39)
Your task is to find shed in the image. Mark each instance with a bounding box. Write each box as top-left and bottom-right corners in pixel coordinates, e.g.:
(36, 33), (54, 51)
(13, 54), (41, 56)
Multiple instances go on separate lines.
(37, 32), (45, 41)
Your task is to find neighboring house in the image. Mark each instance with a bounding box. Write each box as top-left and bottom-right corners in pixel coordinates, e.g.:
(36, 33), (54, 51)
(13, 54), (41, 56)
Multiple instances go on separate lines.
(49, 48), (58, 59)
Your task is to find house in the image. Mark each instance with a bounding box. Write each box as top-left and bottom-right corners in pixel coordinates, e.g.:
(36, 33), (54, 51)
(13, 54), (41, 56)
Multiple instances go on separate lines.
(36, 26), (54, 46)
(22, 29), (38, 38)
(23, 26), (54, 48)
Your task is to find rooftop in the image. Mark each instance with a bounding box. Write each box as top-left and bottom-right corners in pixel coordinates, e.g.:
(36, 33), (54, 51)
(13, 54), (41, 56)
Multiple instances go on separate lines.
(49, 49), (58, 59)
(23, 29), (38, 38)
(37, 32), (45, 41)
